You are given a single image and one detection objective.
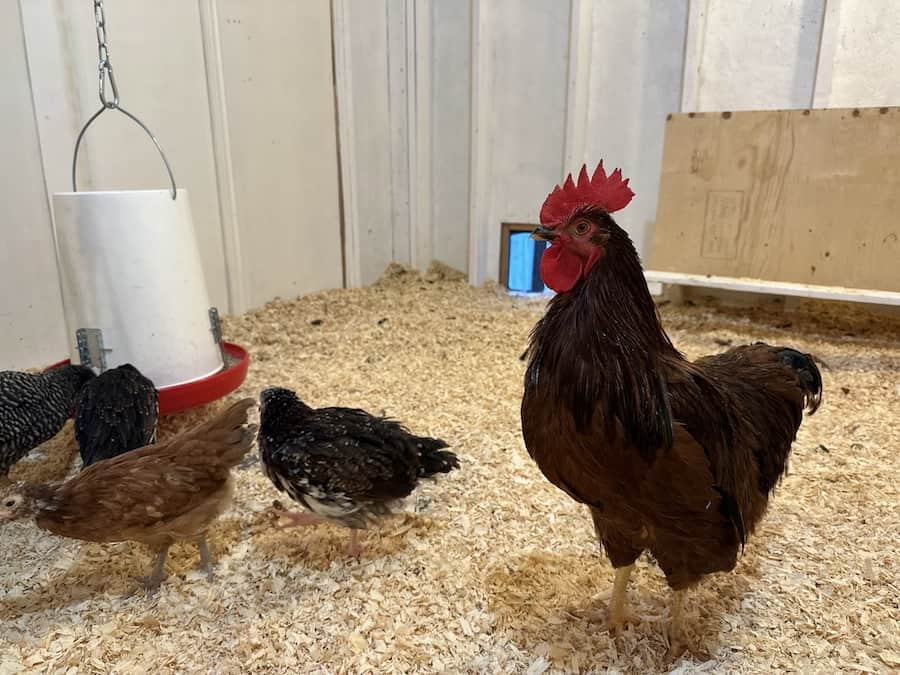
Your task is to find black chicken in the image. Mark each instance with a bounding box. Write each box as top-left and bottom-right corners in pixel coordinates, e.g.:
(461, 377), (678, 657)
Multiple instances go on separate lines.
(0, 364), (96, 481)
(75, 364), (159, 468)
(258, 386), (459, 556)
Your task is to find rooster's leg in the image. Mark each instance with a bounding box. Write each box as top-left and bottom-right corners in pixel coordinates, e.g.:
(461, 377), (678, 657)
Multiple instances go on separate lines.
(197, 535), (215, 582)
(607, 564), (635, 633)
(668, 589), (686, 642)
(347, 528), (362, 558)
(144, 545), (171, 591)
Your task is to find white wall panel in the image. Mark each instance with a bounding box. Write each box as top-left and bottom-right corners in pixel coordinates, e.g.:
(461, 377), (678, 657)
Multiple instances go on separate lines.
(579, 0), (688, 254)
(212, 0), (343, 307)
(468, 0), (572, 285)
(430, 0), (471, 273)
(682, 0), (826, 111)
(813, 0), (900, 107)
(0, 0), (67, 370)
(333, 0), (398, 286)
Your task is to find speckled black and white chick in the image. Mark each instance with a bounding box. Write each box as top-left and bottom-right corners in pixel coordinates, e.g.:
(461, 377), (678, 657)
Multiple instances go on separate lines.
(75, 364), (159, 468)
(0, 365), (96, 482)
(258, 386), (459, 557)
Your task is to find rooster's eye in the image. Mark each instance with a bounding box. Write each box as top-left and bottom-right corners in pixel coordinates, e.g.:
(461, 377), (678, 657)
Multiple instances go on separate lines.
(4, 500), (13, 507)
(573, 221), (590, 236)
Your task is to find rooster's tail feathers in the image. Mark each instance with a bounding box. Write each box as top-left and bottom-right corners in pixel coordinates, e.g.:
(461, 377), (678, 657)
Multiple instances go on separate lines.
(776, 348), (823, 414)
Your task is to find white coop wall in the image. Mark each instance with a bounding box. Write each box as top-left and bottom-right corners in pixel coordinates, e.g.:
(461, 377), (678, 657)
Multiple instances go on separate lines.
(681, 0), (826, 112)
(813, 0), (900, 107)
(4, 0), (900, 369)
(341, 0), (900, 286)
(572, 1), (689, 257)
(1, 1), (68, 371)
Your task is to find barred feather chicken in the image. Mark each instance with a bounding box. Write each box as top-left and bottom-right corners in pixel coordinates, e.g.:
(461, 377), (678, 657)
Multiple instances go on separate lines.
(0, 398), (256, 591)
(521, 162), (823, 655)
(75, 364), (158, 468)
(258, 387), (459, 556)
(0, 365), (95, 482)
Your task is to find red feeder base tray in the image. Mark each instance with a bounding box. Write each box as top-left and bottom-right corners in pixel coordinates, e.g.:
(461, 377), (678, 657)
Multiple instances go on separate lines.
(47, 341), (250, 416)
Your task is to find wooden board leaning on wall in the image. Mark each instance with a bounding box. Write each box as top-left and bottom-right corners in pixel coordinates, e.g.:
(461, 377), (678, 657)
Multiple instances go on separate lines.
(649, 107), (900, 295)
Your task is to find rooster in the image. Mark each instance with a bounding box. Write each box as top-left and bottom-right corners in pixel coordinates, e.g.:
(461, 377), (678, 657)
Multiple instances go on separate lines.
(75, 364), (159, 468)
(521, 162), (822, 655)
(0, 365), (96, 482)
(258, 387), (459, 557)
(0, 398), (256, 592)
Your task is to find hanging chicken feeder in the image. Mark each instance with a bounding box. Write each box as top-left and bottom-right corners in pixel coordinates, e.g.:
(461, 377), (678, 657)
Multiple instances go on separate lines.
(46, 0), (248, 415)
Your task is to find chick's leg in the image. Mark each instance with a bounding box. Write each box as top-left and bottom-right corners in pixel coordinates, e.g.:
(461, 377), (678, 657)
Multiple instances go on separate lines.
(347, 528), (362, 558)
(145, 544), (171, 591)
(607, 564), (635, 633)
(197, 535), (215, 583)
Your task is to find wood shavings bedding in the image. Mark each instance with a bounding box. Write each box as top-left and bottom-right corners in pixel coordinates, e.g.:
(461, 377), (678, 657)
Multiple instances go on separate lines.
(2, 262), (898, 674)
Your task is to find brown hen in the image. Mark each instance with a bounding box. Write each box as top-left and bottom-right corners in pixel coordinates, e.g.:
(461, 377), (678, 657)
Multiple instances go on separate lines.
(0, 397), (257, 591)
(522, 163), (823, 656)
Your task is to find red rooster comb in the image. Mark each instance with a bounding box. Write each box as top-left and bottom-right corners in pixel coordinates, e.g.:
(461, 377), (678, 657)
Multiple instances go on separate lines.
(539, 161), (635, 226)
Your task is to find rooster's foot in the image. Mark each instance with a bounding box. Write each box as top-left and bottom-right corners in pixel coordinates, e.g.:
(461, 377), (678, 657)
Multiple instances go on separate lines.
(664, 632), (711, 663)
(664, 590), (711, 662)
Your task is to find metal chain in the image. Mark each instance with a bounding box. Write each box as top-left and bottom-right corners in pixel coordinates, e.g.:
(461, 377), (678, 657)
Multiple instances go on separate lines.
(94, 0), (119, 108)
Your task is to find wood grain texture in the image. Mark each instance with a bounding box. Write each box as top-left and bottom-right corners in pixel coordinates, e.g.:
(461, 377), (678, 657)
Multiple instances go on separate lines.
(651, 107), (900, 292)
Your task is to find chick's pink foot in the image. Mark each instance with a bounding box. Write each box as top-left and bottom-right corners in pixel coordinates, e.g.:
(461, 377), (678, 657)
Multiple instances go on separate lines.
(271, 507), (326, 529)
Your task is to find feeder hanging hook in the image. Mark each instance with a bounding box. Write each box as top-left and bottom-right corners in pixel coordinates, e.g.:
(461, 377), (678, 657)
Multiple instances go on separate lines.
(72, 0), (178, 199)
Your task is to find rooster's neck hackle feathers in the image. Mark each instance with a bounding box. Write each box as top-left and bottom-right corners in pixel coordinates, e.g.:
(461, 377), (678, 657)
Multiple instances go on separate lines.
(526, 222), (678, 459)
(540, 161), (635, 226)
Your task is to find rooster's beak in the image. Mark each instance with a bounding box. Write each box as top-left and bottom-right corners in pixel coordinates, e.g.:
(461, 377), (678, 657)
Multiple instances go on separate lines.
(530, 226), (558, 241)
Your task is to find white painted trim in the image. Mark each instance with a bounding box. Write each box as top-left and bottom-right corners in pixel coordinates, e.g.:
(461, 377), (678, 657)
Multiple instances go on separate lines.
(410, 0), (433, 271)
(467, 0), (491, 286)
(811, 0), (841, 108)
(644, 270), (900, 306)
(562, 0), (593, 170)
(646, 281), (664, 296)
(331, 0), (362, 287)
(199, 0), (246, 313)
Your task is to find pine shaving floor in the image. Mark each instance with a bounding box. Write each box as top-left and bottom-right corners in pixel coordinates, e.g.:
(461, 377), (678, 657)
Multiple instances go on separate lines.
(2, 264), (899, 674)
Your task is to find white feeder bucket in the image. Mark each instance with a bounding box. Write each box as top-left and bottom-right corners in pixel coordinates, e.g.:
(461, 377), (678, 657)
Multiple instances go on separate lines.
(52, 189), (223, 388)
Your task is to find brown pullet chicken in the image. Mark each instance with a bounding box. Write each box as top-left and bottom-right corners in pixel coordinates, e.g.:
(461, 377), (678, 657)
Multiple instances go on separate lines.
(0, 397), (257, 591)
(521, 162), (822, 656)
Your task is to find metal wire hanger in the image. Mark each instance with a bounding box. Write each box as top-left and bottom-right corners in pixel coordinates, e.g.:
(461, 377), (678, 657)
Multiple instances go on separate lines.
(71, 0), (177, 199)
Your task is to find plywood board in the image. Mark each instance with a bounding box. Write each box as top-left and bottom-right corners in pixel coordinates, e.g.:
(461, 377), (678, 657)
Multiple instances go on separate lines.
(650, 107), (900, 293)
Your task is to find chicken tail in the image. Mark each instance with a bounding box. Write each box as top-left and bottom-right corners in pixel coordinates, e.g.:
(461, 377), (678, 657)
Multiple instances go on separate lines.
(185, 397), (258, 468)
(415, 436), (459, 477)
(775, 348), (823, 414)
